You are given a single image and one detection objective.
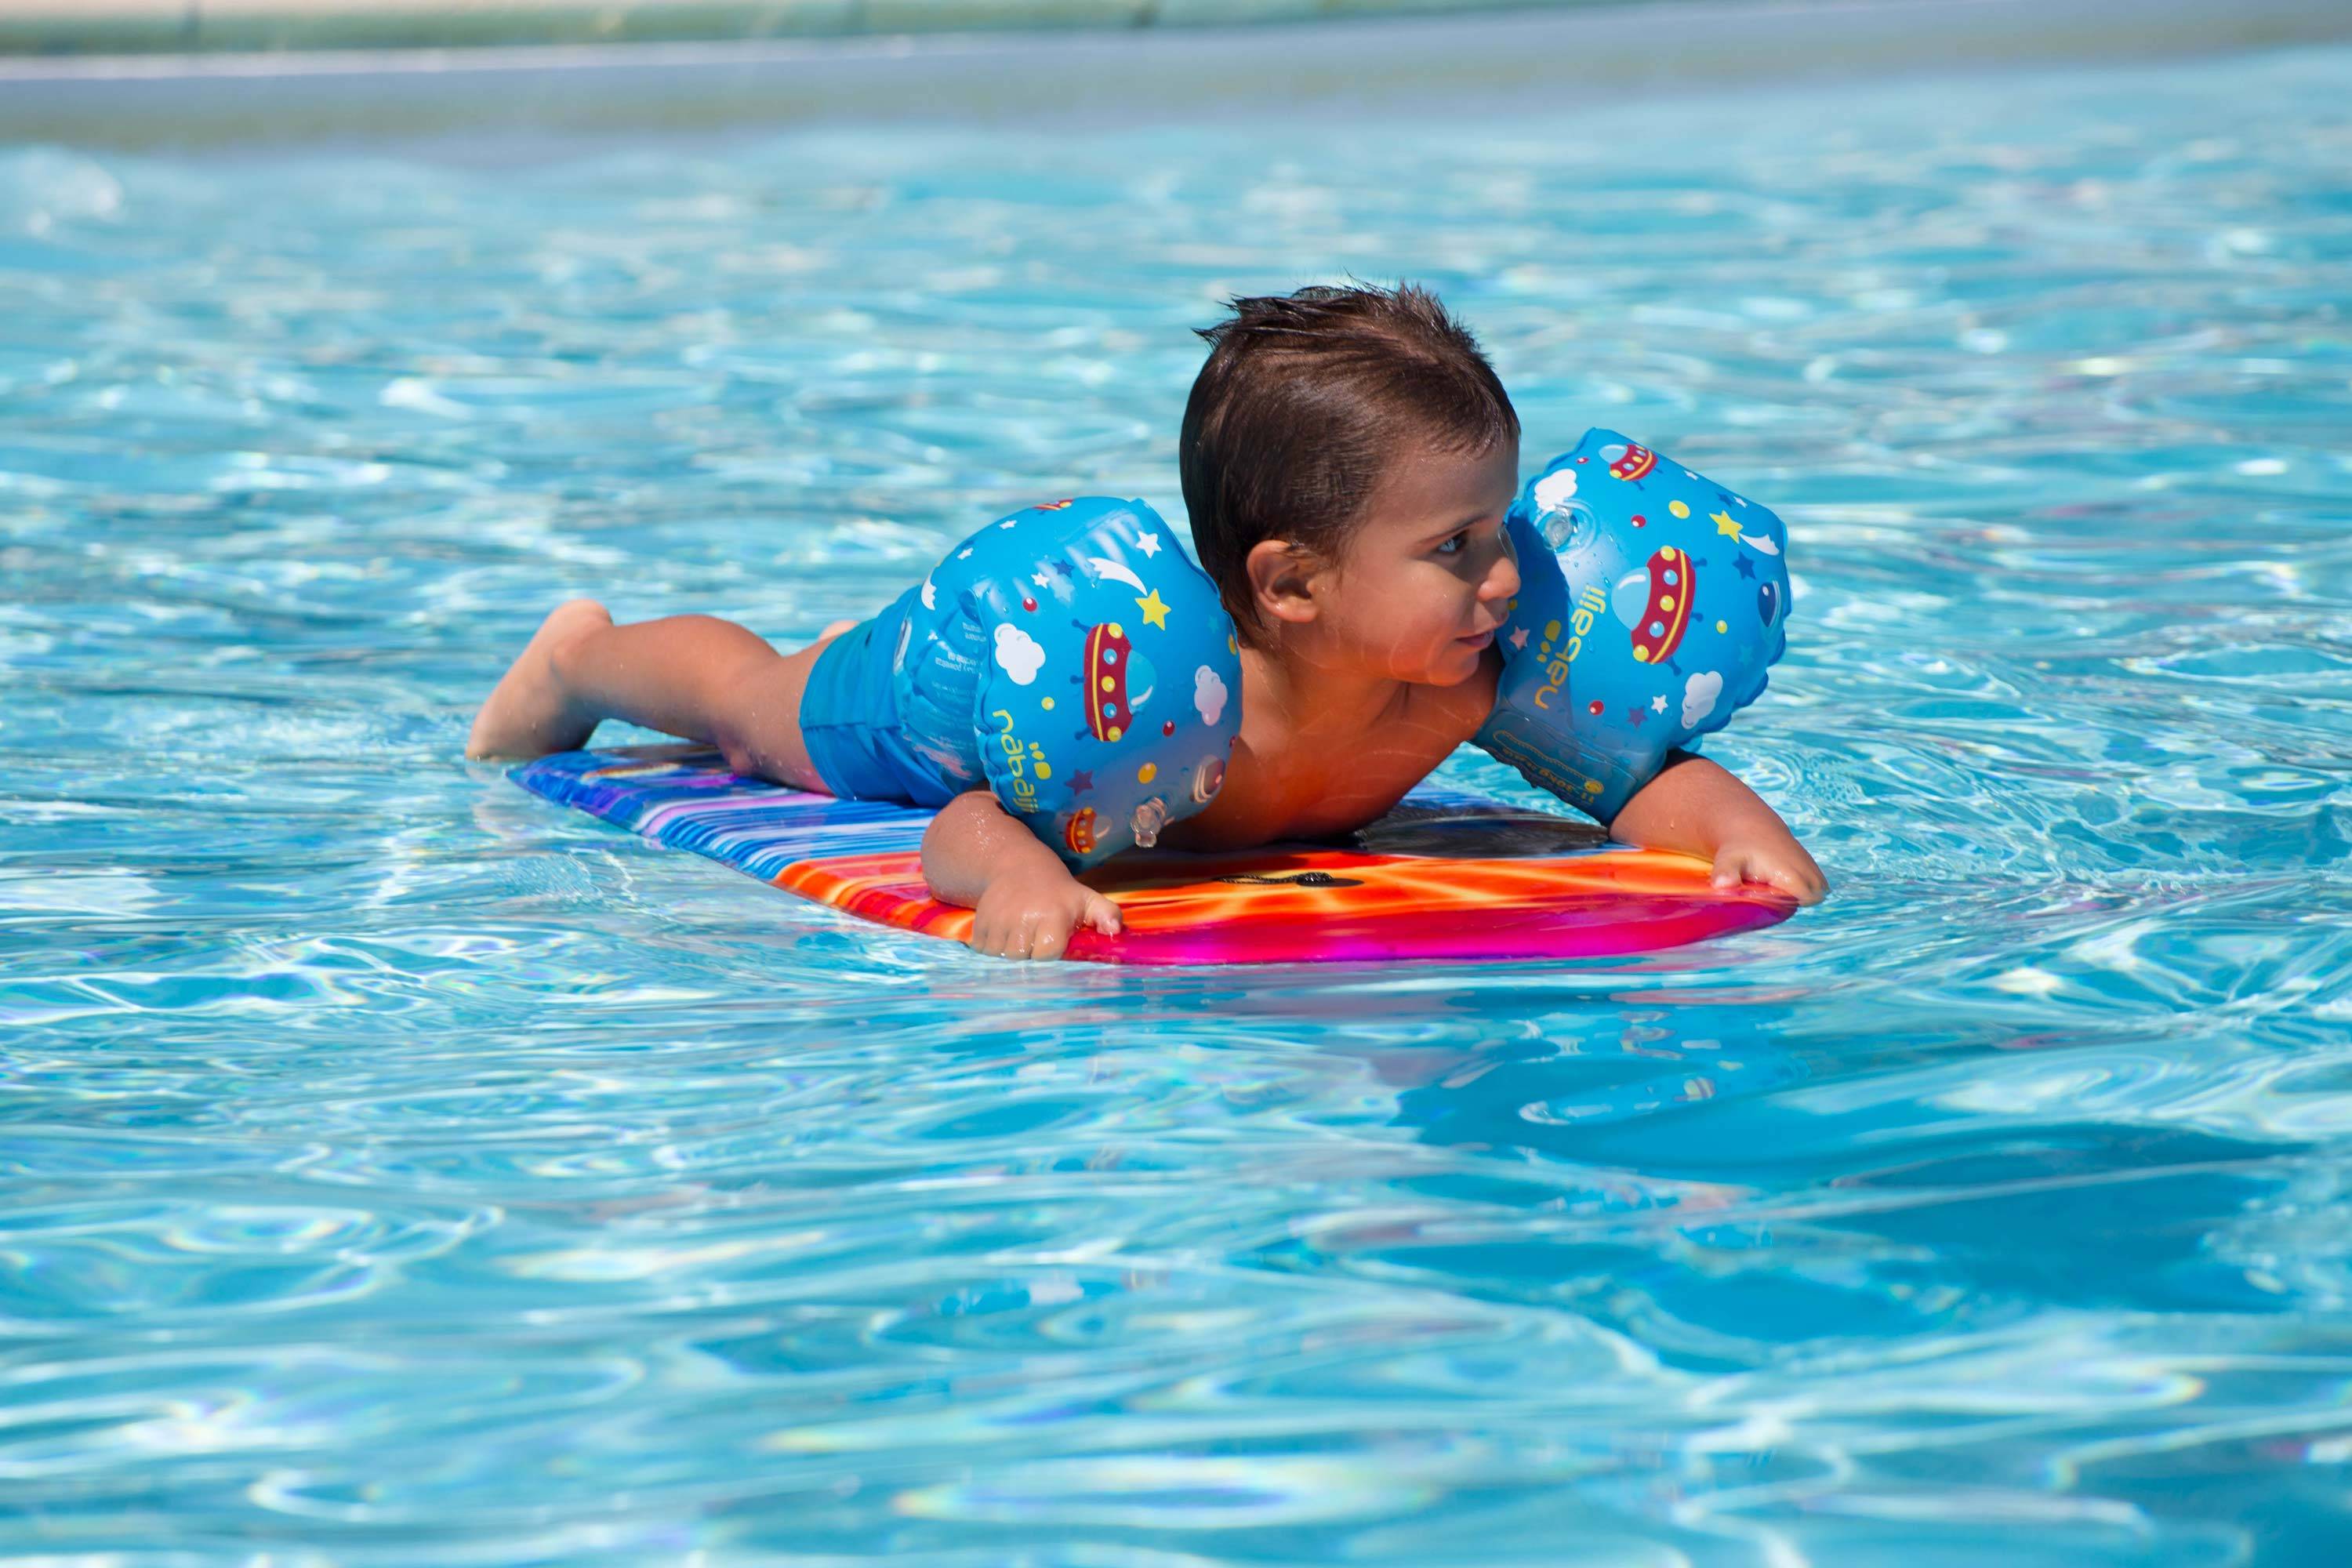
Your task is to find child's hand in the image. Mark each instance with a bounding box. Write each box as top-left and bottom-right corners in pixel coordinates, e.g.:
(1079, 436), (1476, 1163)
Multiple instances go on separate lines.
(1709, 830), (1828, 906)
(969, 868), (1123, 960)
(1606, 754), (1827, 907)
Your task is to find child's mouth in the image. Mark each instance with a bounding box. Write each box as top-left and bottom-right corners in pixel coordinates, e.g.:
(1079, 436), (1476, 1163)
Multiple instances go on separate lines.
(1457, 629), (1495, 649)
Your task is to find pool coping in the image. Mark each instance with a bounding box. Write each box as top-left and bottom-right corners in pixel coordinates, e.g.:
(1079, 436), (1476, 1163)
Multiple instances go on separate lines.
(5, 0), (2347, 150)
(14, 0), (1603, 56)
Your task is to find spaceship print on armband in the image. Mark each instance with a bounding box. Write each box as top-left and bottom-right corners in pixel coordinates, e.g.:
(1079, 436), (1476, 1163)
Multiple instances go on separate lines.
(1605, 440), (1658, 485)
(1073, 620), (1153, 745)
(1616, 545), (1695, 667)
(1057, 617), (1173, 852)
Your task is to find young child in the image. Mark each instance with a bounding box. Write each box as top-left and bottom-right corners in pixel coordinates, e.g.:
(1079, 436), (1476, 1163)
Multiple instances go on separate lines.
(470, 284), (1825, 959)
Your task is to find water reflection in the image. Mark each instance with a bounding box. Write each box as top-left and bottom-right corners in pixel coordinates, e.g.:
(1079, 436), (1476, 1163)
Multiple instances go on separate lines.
(3, 39), (2350, 1568)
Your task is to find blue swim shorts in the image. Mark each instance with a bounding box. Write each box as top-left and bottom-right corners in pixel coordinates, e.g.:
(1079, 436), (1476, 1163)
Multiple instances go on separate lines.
(797, 586), (971, 808)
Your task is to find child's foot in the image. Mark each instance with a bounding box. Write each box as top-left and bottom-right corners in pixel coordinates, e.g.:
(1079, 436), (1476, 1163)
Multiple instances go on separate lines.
(466, 599), (612, 760)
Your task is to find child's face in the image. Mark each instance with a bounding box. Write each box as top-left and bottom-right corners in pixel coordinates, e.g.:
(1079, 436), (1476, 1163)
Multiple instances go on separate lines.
(1315, 437), (1523, 685)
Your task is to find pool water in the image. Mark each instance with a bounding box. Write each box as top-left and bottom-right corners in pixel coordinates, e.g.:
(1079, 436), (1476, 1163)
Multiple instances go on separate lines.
(5, 42), (2350, 1565)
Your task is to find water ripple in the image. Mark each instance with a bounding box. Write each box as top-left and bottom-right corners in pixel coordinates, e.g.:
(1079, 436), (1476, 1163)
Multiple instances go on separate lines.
(3, 42), (2350, 1566)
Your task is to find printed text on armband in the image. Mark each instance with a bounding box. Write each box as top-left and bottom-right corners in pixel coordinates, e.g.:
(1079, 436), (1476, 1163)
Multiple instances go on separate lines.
(1487, 728), (1604, 802)
(989, 709), (1052, 812)
(1531, 584), (1610, 710)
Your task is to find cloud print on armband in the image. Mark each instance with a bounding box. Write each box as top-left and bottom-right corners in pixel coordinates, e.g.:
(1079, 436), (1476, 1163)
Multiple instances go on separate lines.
(993, 623), (1046, 685)
(1682, 670), (1724, 729)
(1194, 666), (1229, 727)
(1532, 468), (1579, 513)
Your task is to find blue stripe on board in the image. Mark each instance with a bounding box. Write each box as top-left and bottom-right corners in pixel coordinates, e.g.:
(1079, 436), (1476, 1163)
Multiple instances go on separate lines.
(511, 748), (934, 884)
(510, 746), (1520, 890)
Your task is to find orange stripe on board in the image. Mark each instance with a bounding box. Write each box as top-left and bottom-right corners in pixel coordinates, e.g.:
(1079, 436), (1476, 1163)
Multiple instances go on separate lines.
(774, 845), (1736, 950)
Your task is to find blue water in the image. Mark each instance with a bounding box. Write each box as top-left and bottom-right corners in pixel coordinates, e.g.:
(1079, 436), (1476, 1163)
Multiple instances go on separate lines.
(4, 42), (2350, 1565)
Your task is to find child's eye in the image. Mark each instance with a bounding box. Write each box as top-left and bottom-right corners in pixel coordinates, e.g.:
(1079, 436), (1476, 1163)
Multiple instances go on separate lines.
(1435, 532), (1468, 557)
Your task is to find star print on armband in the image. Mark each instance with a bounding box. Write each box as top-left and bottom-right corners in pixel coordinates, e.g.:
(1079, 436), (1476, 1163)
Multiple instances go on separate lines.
(1135, 590), (1170, 630)
(1509, 626), (1530, 651)
(1135, 532), (1163, 557)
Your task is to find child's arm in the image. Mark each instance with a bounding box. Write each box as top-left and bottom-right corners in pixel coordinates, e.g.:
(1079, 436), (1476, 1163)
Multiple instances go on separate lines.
(922, 790), (1123, 960)
(1607, 752), (1828, 904)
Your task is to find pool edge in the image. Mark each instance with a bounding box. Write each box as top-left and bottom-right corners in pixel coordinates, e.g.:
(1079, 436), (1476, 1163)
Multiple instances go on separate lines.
(3, 0), (2347, 149)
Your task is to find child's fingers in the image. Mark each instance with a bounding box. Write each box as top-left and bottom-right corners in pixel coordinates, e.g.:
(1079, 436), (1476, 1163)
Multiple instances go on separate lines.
(1083, 893), (1123, 937)
(972, 898), (1116, 960)
(1744, 858), (1826, 906)
(1767, 853), (1828, 904)
(1028, 925), (1066, 960)
(1710, 849), (1828, 906)
(974, 910), (1034, 960)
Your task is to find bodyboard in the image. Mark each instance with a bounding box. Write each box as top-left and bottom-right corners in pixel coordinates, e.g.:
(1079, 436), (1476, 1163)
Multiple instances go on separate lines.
(511, 746), (1793, 965)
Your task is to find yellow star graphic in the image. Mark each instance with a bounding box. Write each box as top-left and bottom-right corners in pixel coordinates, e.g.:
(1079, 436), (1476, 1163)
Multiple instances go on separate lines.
(1711, 510), (1743, 539)
(1135, 588), (1170, 630)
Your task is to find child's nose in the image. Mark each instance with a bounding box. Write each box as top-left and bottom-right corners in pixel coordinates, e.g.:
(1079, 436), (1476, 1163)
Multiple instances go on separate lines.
(1484, 540), (1521, 603)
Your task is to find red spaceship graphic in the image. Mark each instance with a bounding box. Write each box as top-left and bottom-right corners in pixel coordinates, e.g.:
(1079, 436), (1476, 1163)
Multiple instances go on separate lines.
(1083, 622), (1135, 743)
(1608, 442), (1658, 483)
(1614, 546), (1694, 665)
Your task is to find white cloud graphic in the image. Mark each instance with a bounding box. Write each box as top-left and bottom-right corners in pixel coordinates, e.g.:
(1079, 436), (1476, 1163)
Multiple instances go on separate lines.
(1193, 665), (1229, 728)
(993, 623), (1045, 685)
(1532, 467), (1579, 514)
(920, 575), (936, 611)
(1682, 670), (1724, 729)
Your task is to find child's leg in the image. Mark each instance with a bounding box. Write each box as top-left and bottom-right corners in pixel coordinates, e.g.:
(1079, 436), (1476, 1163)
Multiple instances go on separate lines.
(467, 600), (844, 791)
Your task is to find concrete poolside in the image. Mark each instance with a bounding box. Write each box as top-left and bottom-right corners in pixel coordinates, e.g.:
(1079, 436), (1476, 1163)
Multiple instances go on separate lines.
(5, 0), (1613, 54)
(4, 0), (2349, 149)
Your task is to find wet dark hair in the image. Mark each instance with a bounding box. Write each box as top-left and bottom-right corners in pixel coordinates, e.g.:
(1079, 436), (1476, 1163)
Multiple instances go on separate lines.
(1178, 281), (1519, 644)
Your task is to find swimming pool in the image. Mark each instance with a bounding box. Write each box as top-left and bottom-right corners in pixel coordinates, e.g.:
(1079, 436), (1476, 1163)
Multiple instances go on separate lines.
(4, 39), (2349, 1563)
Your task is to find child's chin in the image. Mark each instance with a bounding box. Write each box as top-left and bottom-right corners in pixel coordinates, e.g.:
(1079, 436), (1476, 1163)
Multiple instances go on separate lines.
(1419, 648), (1484, 685)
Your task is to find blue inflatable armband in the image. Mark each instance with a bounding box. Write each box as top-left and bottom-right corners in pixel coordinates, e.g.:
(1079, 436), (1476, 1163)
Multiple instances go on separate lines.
(1475, 430), (1791, 822)
(895, 497), (1242, 870)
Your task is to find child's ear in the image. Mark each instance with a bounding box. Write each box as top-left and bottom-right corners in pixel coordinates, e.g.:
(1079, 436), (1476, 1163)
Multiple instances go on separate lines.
(1245, 538), (1321, 628)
